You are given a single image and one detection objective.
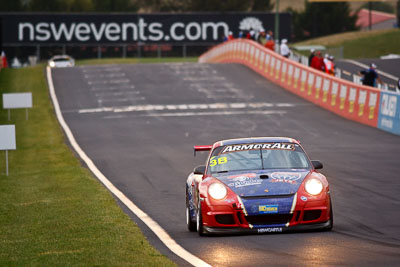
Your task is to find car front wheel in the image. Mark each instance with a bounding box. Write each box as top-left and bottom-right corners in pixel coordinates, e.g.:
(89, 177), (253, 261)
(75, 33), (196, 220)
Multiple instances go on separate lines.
(196, 200), (204, 236)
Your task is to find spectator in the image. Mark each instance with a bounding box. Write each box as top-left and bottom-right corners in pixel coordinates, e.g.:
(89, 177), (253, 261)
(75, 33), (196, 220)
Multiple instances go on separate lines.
(311, 51), (324, 71)
(308, 49), (316, 66)
(264, 30), (275, 51)
(358, 63), (383, 87)
(257, 30), (267, 45)
(227, 31), (234, 41)
(238, 31), (244, 38)
(280, 39), (291, 58)
(1, 51), (8, 69)
(325, 55), (335, 76)
(249, 28), (255, 40)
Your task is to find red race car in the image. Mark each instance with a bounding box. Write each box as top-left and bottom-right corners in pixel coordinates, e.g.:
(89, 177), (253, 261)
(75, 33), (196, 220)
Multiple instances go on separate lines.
(186, 137), (333, 235)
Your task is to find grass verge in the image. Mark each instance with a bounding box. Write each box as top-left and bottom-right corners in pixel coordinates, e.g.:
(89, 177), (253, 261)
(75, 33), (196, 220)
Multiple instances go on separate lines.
(76, 57), (198, 65)
(294, 28), (400, 59)
(0, 66), (176, 266)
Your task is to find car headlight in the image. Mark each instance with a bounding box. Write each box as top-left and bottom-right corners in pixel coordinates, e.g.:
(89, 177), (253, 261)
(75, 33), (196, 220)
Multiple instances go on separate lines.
(305, 178), (323, 195)
(49, 61), (55, 67)
(208, 183), (227, 200)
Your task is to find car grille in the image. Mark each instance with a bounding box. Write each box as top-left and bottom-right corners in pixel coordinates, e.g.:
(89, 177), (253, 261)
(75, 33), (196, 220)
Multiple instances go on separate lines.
(245, 214), (293, 225)
(303, 210), (321, 221)
(215, 214), (235, 225)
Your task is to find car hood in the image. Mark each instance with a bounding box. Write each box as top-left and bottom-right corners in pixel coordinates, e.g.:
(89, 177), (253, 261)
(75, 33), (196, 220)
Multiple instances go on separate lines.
(213, 169), (310, 197)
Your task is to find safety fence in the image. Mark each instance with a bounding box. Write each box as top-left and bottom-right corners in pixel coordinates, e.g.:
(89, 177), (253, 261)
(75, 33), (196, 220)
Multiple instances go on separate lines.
(199, 39), (400, 136)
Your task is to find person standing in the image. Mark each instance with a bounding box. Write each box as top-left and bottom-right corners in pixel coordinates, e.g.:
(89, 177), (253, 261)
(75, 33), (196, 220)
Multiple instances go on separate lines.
(264, 30), (275, 51)
(308, 49), (316, 66)
(325, 56), (335, 76)
(280, 39), (291, 58)
(358, 63), (383, 87)
(311, 51), (324, 72)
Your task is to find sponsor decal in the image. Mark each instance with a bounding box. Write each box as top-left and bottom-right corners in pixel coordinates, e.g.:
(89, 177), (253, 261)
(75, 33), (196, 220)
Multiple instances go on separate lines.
(301, 196), (307, 201)
(222, 143), (294, 154)
(270, 172), (301, 184)
(259, 205), (278, 214)
(227, 173), (257, 179)
(381, 94), (397, 118)
(228, 176), (263, 188)
(209, 156), (228, 167)
(339, 84), (347, 110)
(257, 227), (283, 233)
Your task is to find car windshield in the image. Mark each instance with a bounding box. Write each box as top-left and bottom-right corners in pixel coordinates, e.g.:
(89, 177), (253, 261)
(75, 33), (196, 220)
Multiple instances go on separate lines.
(208, 143), (311, 174)
(53, 57), (70, 62)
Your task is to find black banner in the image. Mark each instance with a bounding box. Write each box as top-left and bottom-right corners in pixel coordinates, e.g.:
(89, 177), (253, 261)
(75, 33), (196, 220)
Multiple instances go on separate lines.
(0, 13), (291, 44)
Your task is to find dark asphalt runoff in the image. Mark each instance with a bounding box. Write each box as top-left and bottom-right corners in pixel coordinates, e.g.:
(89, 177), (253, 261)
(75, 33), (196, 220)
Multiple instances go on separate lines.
(52, 63), (400, 266)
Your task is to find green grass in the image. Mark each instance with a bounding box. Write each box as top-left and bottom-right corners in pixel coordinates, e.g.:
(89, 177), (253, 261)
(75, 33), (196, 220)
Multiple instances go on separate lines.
(294, 29), (400, 59)
(76, 57), (198, 65)
(0, 66), (176, 266)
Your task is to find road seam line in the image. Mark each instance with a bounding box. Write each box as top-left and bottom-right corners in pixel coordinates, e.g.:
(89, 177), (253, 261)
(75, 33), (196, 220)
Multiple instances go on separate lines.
(46, 66), (211, 267)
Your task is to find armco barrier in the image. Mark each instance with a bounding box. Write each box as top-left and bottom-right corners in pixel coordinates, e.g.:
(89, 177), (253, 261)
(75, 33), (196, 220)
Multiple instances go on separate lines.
(199, 39), (400, 136)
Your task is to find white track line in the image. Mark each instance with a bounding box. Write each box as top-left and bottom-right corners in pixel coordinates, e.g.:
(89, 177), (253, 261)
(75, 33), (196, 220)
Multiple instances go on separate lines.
(46, 67), (211, 267)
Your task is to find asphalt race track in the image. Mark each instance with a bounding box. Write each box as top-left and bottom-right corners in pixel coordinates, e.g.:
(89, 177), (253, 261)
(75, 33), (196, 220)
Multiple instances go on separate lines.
(52, 63), (400, 266)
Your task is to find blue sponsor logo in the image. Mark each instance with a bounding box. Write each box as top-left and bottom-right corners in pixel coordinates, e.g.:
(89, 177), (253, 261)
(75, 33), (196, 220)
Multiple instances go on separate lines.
(259, 204), (278, 214)
(378, 92), (400, 135)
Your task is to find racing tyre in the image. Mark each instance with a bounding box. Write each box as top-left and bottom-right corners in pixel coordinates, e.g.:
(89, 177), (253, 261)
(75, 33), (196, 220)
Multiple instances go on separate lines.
(186, 190), (196, 232)
(196, 200), (205, 236)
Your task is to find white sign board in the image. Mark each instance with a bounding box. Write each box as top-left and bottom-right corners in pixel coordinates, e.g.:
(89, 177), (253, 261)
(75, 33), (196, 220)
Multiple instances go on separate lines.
(3, 93), (32, 109)
(0, 125), (16, 150)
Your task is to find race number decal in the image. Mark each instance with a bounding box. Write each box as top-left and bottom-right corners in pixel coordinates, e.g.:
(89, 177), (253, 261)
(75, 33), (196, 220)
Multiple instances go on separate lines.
(209, 156), (228, 167)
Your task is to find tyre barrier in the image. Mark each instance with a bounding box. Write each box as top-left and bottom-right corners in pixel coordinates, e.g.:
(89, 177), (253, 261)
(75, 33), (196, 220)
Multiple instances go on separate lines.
(199, 39), (400, 136)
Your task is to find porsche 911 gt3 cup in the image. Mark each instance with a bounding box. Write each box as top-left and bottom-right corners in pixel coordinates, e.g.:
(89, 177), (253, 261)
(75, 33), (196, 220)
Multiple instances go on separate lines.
(186, 137), (333, 235)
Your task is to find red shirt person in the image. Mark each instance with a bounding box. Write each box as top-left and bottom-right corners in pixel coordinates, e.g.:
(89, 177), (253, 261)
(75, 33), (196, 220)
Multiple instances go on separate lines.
(311, 51), (324, 71)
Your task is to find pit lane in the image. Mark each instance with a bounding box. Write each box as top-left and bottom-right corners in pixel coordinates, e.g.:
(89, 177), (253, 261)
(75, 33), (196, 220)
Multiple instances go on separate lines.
(51, 62), (400, 266)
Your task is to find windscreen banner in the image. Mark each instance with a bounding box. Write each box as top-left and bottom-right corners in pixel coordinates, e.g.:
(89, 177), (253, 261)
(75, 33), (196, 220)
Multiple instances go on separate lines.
(0, 13), (291, 45)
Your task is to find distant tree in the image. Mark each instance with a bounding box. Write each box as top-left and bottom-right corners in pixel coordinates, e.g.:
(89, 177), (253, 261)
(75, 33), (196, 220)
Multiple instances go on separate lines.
(250, 0), (274, 12)
(397, 0), (400, 27)
(92, 0), (138, 12)
(27, 0), (68, 12)
(137, 0), (189, 12)
(140, 0), (274, 12)
(289, 2), (358, 41)
(69, 0), (94, 12)
(0, 0), (25, 11)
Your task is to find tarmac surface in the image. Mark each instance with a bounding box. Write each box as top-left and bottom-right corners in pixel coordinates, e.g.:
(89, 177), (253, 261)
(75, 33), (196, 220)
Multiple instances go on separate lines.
(52, 62), (400, 266)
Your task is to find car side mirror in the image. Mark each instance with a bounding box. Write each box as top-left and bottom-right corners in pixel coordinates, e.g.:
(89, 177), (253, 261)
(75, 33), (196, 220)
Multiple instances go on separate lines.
(311, 160), (323, 169)
(193, 165), (206, 175)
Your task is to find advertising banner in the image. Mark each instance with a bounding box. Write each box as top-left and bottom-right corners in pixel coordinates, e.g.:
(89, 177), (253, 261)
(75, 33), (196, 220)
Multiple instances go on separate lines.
(378, 91), (400, 135)
(0, 13), (291, 44)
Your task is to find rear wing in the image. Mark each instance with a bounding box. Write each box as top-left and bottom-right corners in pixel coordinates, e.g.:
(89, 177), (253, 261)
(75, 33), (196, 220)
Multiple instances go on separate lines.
(193, 145), (212, 156)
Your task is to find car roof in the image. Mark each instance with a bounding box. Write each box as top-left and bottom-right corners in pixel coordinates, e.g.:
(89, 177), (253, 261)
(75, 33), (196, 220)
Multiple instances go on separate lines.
(50, 55), (72, 60)
(216, 137), (299, 146)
